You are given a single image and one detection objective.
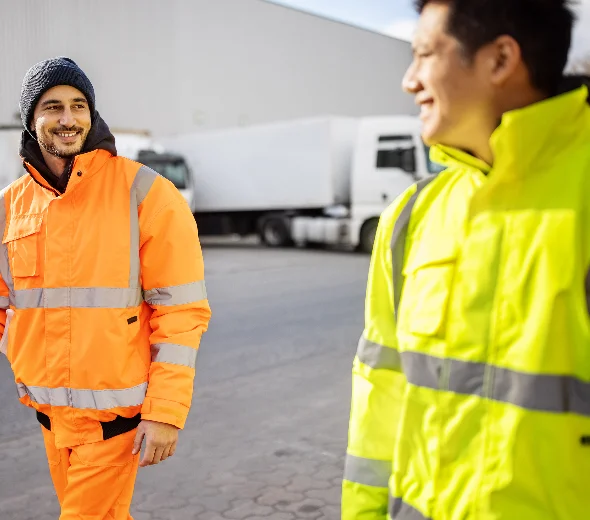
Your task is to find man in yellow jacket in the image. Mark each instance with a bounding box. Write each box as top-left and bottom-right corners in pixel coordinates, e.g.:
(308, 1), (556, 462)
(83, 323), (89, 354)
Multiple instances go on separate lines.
(0, 57), (211, 519)
(343, 1), (590, 519)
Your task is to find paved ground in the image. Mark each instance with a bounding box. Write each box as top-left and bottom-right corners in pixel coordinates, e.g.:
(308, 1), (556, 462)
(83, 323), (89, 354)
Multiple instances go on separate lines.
(0, 242), (370, 519)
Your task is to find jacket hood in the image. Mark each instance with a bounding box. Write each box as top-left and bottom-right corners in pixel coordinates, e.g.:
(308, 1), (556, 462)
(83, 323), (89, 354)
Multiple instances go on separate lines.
(20, 111), (117, 192)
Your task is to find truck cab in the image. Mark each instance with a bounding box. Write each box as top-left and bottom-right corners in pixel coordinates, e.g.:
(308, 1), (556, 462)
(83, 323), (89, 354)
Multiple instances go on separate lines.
(347, 116), (444, 252)
(136, 150), (194, 210)
(113, 131), (195, 209)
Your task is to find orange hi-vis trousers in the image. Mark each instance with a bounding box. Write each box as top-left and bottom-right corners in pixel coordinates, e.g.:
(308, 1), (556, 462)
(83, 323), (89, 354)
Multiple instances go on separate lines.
(41, 426), (140, 519)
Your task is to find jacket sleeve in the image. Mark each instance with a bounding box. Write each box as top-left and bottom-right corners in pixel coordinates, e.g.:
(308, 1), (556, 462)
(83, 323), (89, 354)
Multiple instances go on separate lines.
(138, 174), (211, 429)
(342, 186), (416, 520)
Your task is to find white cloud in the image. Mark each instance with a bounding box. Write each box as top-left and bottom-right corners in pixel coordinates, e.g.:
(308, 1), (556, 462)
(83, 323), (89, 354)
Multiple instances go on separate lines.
(383, 19), (417, 42)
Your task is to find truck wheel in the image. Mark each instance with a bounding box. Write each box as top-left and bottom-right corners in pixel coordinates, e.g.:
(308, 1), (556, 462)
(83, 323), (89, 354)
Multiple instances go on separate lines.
(260, 216), (292, 247)
(359, 219), (378, 254)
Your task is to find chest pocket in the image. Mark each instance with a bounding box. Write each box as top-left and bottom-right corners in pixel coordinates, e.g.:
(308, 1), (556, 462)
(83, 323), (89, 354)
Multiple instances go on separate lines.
(3, 215), (43, 278)
(399, 236), (457, 337)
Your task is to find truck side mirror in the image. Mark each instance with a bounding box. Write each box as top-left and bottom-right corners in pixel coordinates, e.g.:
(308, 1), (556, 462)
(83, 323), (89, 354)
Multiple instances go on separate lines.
(401, 148), (416, 174)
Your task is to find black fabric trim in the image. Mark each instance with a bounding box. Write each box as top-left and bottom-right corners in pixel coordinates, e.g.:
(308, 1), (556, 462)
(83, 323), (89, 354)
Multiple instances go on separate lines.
(36, 411), (51, 431)
(23, 163), (60, 197)
(100, 414), (142, 441)
(127, 316), (138, 324)
(35, 411), (141, 440)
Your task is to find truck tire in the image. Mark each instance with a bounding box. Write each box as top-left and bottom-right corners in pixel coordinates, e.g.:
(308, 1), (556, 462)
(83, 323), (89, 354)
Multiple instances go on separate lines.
(359, 219), (378, 254)
(260, 216), (292, 247)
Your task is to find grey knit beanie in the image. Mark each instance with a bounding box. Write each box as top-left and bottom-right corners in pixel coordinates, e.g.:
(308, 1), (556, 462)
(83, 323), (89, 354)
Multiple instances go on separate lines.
(20, 57), (96, 130)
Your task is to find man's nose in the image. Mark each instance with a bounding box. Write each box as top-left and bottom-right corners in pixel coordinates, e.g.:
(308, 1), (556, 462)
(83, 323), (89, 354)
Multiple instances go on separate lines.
(59, 108), (75, 127)
(402, 61), (421, 94)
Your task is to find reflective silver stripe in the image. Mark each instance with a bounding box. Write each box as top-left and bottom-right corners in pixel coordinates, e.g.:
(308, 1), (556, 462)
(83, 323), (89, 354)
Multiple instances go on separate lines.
(144, 280), (207, 306)
(389, 497), (430, 520)
(151, 343), (197, 369)
(129, 166), (159, 289)
(16, 382), (147, 409)
(14, 287), (142, 309)
(0, 295), (9, 310)
(0, 190), (15, 307)
(401, 351), (590, 417)
(391, 176), (437, 320)
(357, 336), (402, 371)
(344, 454), (390, 488)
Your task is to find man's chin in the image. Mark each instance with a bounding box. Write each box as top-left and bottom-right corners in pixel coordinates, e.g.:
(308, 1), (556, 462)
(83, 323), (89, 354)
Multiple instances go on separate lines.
(40, 140), (84, 159)
(54, 146), (83, 158)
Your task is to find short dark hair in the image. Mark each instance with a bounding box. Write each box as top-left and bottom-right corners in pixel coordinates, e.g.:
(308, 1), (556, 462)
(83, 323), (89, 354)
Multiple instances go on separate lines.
(414, 0), (576, 95)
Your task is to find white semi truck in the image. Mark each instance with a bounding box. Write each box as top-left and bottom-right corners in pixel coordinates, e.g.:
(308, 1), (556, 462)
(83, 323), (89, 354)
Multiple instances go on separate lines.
(160, 116), (443, 253)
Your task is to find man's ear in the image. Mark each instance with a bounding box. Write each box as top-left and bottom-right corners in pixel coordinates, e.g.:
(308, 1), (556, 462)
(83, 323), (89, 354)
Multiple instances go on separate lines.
(487, 35), (522, 87)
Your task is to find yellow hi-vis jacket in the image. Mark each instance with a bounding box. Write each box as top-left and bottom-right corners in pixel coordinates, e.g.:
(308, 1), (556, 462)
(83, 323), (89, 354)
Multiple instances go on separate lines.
(343, 85), (590, 520)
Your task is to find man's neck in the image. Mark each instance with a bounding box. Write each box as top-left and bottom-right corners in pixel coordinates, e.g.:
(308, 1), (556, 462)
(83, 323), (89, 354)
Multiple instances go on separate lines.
(39, 147), (68, 177)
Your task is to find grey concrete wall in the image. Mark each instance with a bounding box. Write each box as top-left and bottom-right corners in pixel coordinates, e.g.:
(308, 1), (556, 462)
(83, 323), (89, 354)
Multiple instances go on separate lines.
(0, 0), (416, 136)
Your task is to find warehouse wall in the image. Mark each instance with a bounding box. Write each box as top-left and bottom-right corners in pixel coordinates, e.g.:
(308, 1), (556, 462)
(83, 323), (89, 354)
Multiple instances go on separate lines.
(0, 0), (417, 136)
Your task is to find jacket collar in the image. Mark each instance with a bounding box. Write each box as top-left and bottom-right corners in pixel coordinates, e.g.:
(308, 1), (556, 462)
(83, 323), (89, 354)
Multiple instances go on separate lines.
(25, 149), (112, 196)
(430, 85), (590, 177)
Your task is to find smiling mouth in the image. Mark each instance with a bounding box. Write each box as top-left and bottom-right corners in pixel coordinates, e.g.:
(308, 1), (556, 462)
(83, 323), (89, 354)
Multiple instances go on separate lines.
(54, 131), (80, 138)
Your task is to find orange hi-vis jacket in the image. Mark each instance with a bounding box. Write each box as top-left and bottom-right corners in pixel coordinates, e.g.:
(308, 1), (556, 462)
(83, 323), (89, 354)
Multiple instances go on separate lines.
(0, 148), (211, 448)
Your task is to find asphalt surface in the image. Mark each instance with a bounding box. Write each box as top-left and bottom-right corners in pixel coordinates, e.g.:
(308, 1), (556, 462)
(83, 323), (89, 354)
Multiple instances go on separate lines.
(0, 242), (370, 519)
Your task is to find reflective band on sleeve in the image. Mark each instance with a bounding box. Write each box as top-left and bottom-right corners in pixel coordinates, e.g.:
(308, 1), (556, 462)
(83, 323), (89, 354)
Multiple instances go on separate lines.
(14, 287), (143, 309)
(356, 336), (402, 371)
(401, 351), (590, 417)
(0, 192), (15, 306)
(389, 497), (431, 520)
(391, 176), (437, 321)
(134, 166), (160, 206)
(129, 166), (159, 289)
(144, 280), (207, 306)
(16, 382), (147, 409)
(0, 295), (9, 310)
(151, 343), (197, 369)
(344, 454), (391, 488)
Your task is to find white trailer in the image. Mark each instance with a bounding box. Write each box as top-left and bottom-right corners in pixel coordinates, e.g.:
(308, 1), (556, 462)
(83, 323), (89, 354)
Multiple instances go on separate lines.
(147, 117), (443, 252)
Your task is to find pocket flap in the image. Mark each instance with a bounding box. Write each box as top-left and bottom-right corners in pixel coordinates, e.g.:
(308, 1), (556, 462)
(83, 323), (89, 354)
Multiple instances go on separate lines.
(403, 234), (457, 275)
(3, 215), (43, 243)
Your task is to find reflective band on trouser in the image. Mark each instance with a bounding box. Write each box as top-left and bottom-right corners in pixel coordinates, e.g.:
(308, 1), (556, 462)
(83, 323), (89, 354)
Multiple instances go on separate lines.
(357, 336), (402, 371)
(0, 192), (15, 307)
(151, 343), (197, 369)
(17, 382), (147, 409)
(401, 351), (590, 417)
(144, 280), (208, 306)
(391, 176), (437, 320)
(0, 296), (8, 310)
(14, 287), (142, 309)
(389, 497), (430, 520)
(344, 454), (391, 488)
(129, 165), (159, 289)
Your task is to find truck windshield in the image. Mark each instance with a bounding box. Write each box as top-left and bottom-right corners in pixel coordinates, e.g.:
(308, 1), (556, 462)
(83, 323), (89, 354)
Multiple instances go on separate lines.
(142, 160), (188, 190)
(423, 144), (446, 174)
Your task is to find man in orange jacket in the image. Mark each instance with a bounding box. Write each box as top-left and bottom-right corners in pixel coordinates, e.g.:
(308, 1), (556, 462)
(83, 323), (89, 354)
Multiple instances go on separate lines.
(0, 57), (211, 519)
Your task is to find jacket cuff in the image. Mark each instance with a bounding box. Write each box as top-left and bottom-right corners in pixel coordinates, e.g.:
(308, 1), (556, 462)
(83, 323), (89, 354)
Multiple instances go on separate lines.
(141, 396), (189, 429)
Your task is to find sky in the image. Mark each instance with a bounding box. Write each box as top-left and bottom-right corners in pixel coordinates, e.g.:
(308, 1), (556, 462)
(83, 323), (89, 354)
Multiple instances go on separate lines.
(268, 0), (590, 65)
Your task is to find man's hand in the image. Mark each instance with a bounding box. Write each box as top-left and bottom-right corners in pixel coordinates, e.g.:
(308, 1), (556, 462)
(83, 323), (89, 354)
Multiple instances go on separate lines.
(132, 420), (179, 467)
